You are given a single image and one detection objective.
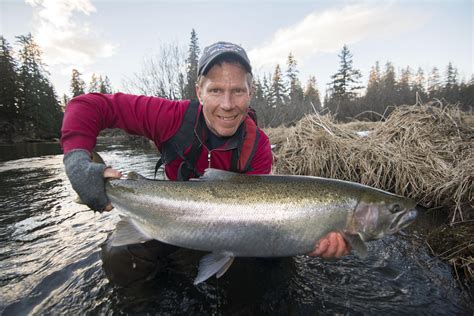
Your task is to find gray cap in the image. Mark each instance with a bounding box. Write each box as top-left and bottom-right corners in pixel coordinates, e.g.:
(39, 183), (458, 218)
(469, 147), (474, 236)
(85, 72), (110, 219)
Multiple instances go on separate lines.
(198, 41), (252, 76)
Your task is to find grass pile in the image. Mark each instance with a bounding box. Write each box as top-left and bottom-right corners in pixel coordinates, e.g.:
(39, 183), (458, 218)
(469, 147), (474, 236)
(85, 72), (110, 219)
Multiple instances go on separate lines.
(265, 102), (473, 280)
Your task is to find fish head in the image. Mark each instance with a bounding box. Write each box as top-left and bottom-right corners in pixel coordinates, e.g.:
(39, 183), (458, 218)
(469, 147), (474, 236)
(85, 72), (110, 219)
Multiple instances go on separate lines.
(347, 189), (418, 242)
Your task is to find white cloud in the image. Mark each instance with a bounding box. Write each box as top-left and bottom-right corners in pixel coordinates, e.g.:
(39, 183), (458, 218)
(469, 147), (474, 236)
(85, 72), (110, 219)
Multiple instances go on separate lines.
(26, 0), (116, 69)
(249, 3), (426, 72)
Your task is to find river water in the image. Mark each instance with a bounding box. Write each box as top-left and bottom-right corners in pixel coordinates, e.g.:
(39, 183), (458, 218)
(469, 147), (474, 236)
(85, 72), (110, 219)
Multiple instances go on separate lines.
(0, 141), (471, 315)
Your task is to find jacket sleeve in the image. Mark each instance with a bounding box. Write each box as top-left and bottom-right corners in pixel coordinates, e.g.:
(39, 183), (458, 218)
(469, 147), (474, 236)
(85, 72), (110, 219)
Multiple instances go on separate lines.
(246, 129), (273, 175)
(60, 93), (188, 154)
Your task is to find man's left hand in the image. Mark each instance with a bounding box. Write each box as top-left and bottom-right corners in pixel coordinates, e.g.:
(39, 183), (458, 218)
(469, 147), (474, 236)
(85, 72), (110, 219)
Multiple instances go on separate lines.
(308, 232), (350, 258)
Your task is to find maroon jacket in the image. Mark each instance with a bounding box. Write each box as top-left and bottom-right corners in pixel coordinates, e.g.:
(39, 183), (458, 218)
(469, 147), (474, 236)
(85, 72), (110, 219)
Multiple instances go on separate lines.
(60, 93), (273, 180)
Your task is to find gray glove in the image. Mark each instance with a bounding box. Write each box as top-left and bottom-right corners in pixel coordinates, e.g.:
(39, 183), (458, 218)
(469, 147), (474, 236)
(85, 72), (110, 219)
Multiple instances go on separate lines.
(64, 149), (109, 212)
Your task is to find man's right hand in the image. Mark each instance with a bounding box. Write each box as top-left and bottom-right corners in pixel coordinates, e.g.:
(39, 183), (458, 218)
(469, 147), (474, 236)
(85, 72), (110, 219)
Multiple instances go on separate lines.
(64, 149), (121, 212)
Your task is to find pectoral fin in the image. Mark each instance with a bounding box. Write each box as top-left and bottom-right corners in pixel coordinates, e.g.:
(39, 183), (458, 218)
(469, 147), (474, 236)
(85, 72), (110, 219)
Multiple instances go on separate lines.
(194, 252), (235, 285)
(111, 217), (153, 247)
(343, 233), (368, 259)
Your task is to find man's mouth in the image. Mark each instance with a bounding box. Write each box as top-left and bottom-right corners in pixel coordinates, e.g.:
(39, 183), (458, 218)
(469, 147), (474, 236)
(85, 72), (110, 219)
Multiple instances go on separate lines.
(218, 115), (238, 121)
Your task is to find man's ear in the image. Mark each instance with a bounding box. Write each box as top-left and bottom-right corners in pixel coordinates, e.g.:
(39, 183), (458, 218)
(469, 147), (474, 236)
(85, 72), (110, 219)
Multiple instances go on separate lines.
(195, 84), (201, 102)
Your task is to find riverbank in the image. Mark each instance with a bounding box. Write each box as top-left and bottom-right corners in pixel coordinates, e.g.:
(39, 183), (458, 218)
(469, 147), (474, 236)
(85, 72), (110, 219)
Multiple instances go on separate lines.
(265, 102), (473, 286)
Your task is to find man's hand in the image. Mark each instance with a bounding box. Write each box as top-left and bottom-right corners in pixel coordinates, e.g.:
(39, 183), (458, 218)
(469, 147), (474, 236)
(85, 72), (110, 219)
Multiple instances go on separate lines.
(102, 167), (122, 212)
(308, 232), (350, 258)
(64, 149), (122, 212)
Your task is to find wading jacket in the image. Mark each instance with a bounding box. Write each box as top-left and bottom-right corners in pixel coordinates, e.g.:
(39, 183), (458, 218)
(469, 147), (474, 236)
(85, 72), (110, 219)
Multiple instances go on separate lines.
(60, 93), (273, 180)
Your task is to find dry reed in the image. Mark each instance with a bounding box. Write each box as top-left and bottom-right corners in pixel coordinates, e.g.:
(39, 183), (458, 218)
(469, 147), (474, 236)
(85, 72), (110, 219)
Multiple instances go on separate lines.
(267, 102), (473, 223)
(265, 102), (473, 280)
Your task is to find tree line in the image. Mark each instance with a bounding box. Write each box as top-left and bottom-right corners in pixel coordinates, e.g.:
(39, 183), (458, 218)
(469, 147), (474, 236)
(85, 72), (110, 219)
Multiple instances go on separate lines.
(1, 30), (472, 143)
(0, 34), (63, 140)
(124, 30), (472, 127)
(325, 45), (473, 121)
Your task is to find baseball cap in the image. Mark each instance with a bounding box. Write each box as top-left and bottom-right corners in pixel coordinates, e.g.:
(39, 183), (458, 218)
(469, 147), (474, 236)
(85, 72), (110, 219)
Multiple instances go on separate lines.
(197, 41), (252, 77)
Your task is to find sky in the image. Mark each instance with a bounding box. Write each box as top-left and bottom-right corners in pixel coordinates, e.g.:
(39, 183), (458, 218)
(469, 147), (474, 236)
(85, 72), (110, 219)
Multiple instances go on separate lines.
(1, 0), (473, 99)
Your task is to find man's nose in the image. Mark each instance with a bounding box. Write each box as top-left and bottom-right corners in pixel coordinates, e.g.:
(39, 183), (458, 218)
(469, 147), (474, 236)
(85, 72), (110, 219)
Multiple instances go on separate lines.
(220, 92), (234, 110)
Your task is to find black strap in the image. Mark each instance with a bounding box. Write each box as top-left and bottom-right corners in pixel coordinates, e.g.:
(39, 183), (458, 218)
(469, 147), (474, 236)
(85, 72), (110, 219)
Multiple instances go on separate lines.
(154, 100), (200, 179)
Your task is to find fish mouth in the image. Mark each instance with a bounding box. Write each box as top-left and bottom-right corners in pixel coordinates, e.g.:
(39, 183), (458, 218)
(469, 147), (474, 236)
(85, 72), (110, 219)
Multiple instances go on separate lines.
(389, 209), (418, 233)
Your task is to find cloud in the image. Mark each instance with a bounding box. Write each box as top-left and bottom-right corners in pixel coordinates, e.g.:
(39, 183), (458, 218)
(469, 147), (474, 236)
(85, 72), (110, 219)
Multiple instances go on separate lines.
(249, 3), (426, 72)
(26, 0), (116, 69)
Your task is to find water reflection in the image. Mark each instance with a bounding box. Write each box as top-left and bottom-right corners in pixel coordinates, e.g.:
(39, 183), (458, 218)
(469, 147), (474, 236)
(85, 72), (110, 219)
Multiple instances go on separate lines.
(0, 142), (472, 315)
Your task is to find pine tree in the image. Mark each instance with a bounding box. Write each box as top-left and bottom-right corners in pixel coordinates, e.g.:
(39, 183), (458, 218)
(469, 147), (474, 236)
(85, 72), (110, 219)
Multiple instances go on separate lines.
(364, 61), (382, 115)
(0, 36), (20, 121)
(62, 94), (70, 110)
(326, 45), (363, 118)
(427, 67), (441, 99)
(397, 66), (413, 105)
(286, 53), (305, 121)
(328, 45), (362, 101)
(445, 62), (458, 90)
(184, 29), (200, 100)
(89, 73), (100, 93)
(16, 33), (61, 137)
(413, 67), (427, 101)
(99, 75), (113, 93)
(262, 73), (272, 107)
(380, 62), (397, 108)
(71, 69), (86, 97)
(251, 77), (267, 126)
(303, 76), (321, 113)
(270, 65), (286, 108)
(443, 62), (459, 102)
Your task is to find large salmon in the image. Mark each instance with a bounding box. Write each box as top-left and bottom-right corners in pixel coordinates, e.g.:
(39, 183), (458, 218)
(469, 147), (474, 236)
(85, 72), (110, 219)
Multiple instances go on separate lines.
(103, 167), (417, 284)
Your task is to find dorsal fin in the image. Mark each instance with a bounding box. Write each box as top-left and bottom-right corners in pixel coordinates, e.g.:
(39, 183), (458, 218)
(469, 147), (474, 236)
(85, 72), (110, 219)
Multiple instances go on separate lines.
(127, 171), (147, 181)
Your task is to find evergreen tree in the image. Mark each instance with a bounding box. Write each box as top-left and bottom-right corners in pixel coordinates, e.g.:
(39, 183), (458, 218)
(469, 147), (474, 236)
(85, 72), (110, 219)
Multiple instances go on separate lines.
(262, 73), (272, 107)
(427, 67), (441, 99)
(89, 73), (100, 93)
(328, 45), (362, 100)
(99, 75), (113, 93)
(251, 77), (267, 125)
(62, 94), (70, 110)
(458, 75), (474, 111)
(364, 61), (383, 116)
(326, 45), (363, 118)
(413, 67), (427, 101)
(397, 66), (413, 105)
(270, 64), (286, 109)
(184, 29), (200, 100)
(445, 62), (458, 90)
(0, 36), (20, 120)
(286, 53), (305, 121)
(303, 76), (321, 113)
(16, 33), (61, 137)
(443, 62), (459, 102)
(71, 69), (86, 97)
(380, 62), (397, 108)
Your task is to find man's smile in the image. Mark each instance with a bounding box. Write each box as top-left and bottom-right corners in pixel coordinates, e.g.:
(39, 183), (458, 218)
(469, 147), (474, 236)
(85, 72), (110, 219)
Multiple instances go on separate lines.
(217, 114), (239, 121)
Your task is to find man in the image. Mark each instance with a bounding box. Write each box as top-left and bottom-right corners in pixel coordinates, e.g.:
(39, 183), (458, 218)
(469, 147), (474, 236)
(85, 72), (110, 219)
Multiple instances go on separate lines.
(61, 41), (349, 286)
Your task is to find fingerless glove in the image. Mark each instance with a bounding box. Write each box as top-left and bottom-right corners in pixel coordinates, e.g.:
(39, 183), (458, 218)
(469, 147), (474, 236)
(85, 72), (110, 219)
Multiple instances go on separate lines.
(64, 149), (109, 212)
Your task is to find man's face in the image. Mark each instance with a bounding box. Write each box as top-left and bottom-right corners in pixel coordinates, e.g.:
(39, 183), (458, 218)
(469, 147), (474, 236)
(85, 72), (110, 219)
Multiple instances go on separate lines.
(196, 62), (251, 137)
